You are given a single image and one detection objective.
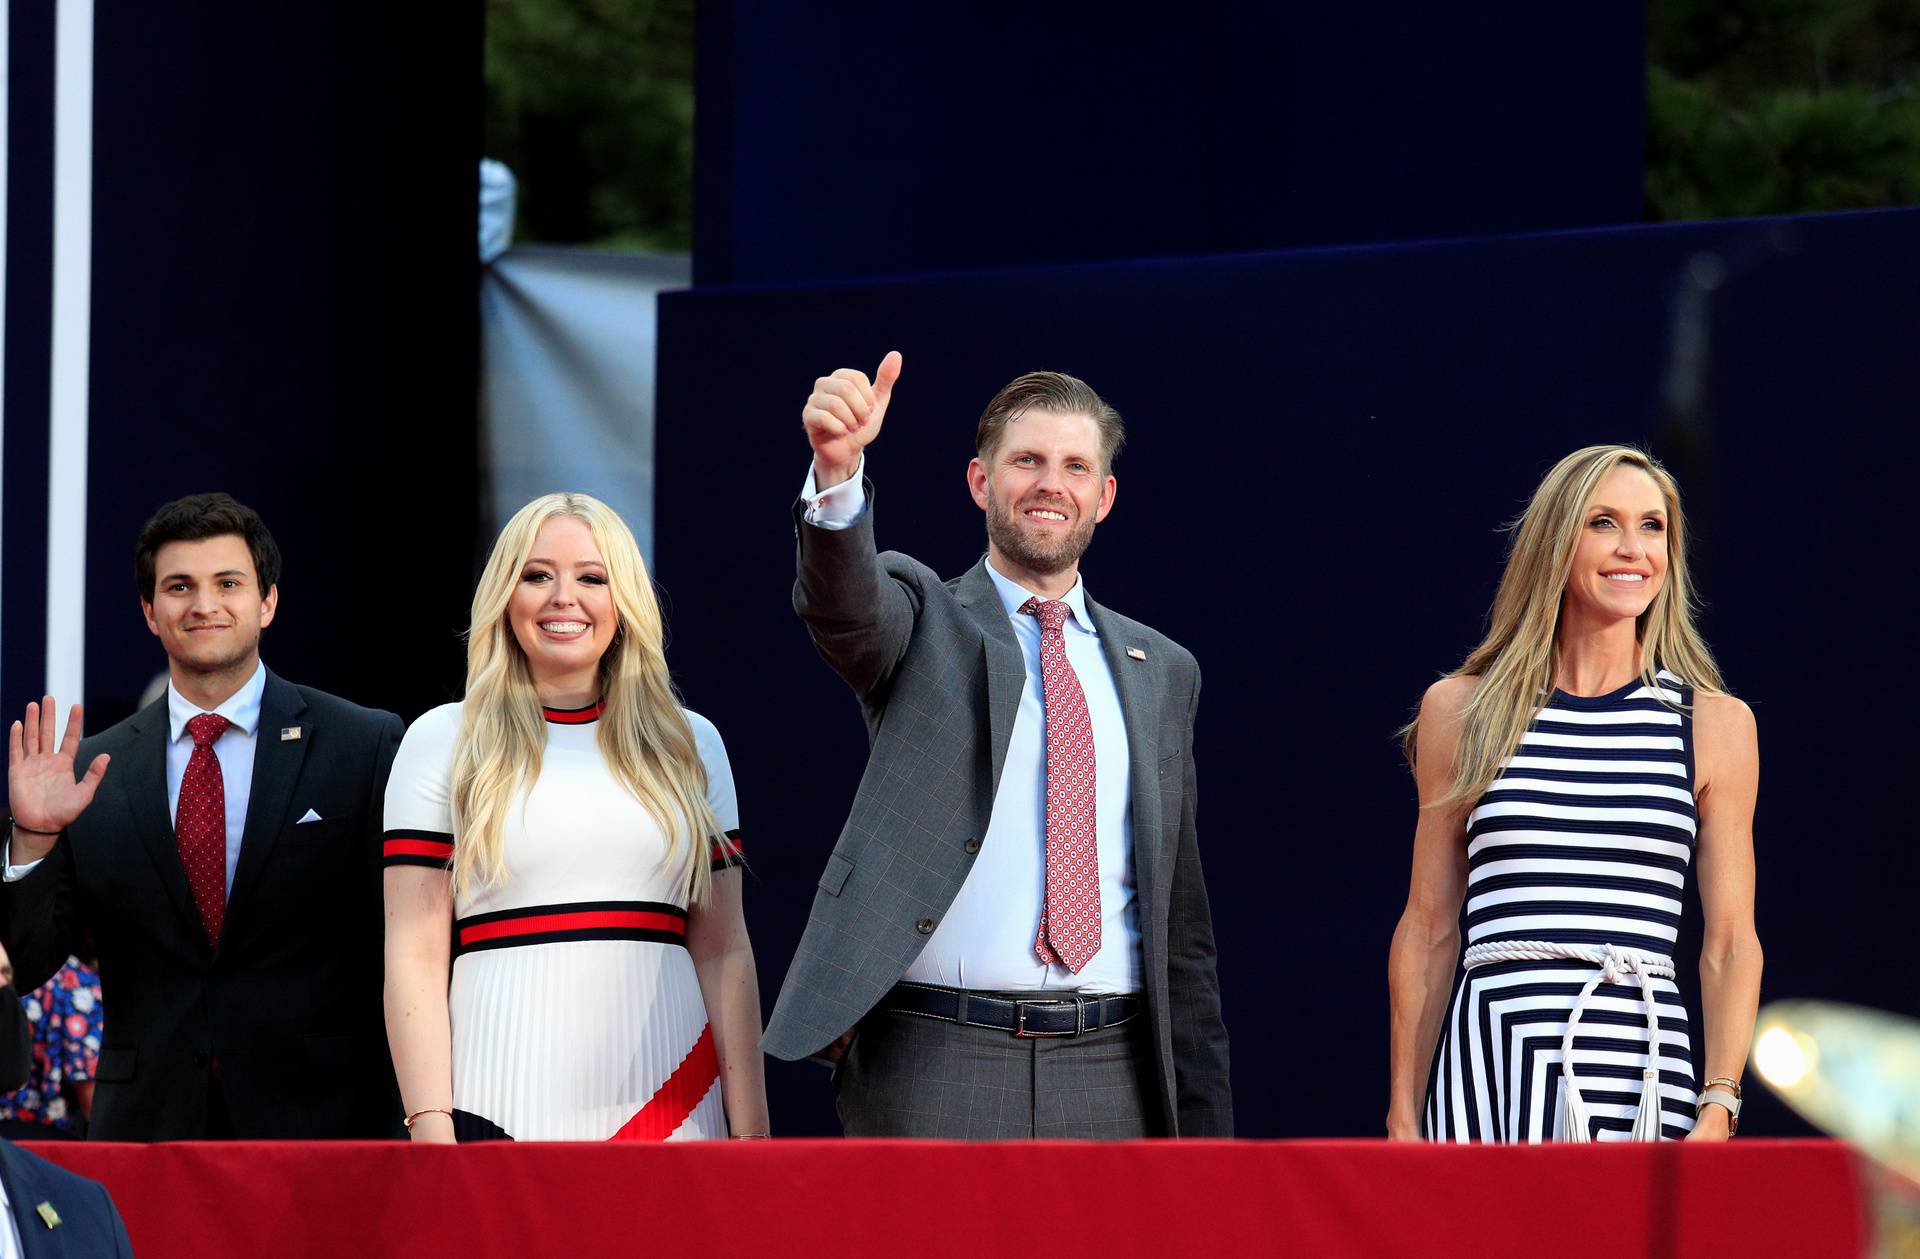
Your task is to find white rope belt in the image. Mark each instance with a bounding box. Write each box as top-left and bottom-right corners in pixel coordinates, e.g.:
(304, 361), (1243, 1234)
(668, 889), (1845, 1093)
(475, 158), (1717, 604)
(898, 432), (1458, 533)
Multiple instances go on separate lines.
(1462, 940), (1674, 1142)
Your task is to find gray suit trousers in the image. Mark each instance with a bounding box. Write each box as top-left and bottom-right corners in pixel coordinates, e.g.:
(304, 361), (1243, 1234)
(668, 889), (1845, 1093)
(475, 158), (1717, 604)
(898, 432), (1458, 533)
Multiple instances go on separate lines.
(836, 1012), (1160, 1139)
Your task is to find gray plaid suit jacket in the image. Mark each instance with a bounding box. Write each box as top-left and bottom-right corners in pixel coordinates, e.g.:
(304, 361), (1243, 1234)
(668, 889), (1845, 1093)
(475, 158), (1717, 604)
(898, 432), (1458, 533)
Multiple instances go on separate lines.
(763, 486), (1233, 1135)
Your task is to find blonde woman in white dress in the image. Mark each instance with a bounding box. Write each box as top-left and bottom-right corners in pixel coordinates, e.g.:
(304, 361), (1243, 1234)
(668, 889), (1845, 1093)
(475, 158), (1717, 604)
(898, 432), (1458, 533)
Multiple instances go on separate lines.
(383, 493), (768, 1142)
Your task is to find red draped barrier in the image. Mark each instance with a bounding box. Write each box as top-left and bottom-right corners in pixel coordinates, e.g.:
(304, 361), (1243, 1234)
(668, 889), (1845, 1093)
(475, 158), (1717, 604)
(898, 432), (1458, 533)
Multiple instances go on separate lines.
(23, 1139), (1868, 1259)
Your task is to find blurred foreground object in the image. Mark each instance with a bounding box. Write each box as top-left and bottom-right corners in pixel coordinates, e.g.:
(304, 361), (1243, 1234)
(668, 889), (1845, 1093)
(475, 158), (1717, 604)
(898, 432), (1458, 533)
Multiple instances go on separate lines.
(1757, 1001), (1920, 1181)
(1755, 1000), (1920, 1257)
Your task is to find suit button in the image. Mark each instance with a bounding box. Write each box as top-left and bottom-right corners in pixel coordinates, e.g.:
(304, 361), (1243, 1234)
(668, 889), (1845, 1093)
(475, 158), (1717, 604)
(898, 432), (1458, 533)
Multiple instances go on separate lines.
(963, 836), (981, 854)
(915, 917), (935, 935)
(192, 1049), (210, 1066)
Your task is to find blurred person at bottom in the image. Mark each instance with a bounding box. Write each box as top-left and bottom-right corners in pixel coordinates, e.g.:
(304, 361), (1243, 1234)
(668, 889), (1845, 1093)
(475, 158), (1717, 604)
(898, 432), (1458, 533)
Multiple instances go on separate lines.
(0, 942), (134, 1258)
(383, 494), (768, 1142)
(0, 955), (102, 1141)
(1387, 445), (1762, 1143)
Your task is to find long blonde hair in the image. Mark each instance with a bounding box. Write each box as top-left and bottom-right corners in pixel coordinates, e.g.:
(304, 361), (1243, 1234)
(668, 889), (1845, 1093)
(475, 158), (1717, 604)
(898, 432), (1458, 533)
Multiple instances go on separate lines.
(450, 493), (727, 901)
(1407, 445), (1727, 810)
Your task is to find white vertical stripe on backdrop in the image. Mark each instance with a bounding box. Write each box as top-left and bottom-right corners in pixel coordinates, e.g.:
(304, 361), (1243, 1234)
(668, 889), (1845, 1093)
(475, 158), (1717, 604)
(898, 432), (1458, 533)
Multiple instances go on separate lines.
(45, 0), (91, 708)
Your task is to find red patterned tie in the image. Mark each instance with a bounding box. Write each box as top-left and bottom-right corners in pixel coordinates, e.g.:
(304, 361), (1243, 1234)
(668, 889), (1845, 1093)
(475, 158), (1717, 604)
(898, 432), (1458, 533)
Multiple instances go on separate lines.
(1019, 598), (1101, 973)
(177, 712), (231, 944)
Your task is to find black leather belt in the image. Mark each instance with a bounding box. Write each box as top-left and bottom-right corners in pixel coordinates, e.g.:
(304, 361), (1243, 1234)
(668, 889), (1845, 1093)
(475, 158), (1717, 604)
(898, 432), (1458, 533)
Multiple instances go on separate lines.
(876, 982), (1142, 1038)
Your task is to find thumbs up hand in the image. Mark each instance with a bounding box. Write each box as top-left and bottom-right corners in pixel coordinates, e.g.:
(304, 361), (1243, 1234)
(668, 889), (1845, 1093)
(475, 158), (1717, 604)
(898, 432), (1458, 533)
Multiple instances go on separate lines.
(802, 351), (902, 489)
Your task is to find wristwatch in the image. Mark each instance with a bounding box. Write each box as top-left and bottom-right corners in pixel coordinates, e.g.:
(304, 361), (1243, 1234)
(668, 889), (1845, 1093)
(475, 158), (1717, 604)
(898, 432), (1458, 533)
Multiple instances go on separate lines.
(1696, 1077), (1742, 1135)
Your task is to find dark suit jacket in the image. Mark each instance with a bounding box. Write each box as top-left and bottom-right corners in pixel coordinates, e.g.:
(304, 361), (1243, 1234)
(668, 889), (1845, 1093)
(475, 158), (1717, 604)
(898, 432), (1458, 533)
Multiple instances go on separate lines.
(0, 1139), (133, 1257)
(763, 490), (1233, 1135)
(0, 670), (403, 1140)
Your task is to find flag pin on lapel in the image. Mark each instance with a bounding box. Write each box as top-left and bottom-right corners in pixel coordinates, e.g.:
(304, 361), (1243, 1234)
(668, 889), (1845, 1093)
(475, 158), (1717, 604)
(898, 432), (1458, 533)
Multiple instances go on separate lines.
(281, 726), (302, 741)
(36, 1201), (60, 1229)
(1125, 647), (1147, 661)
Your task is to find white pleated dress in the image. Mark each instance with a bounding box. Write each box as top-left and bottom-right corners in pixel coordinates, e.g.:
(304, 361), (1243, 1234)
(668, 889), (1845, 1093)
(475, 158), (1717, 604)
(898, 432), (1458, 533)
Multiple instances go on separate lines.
(383, 700), (742, 1142)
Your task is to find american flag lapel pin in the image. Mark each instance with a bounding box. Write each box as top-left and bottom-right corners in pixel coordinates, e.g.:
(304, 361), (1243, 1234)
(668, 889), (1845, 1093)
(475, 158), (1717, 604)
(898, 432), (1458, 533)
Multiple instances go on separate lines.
(1125, 647), (1147, 661)
(281, 726), (302, 741)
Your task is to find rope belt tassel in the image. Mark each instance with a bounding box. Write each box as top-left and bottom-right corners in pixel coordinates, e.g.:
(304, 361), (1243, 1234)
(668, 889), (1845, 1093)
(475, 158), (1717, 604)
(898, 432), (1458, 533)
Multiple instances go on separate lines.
(1462, 940), (1674, 1143)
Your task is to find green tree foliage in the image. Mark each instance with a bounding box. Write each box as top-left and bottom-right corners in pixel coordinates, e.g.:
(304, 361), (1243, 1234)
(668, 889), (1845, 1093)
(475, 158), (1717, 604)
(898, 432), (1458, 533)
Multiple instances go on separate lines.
(1647, 0), (1920, 219)
(486, 0), (695, 251)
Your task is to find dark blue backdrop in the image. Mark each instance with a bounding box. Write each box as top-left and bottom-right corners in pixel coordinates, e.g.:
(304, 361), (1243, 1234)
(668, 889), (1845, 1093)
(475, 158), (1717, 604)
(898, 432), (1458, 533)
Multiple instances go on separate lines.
(3, 6), (483, 732)
(695, 3), (1644, 284)
(657, 206), (1920, 1137)
(1, 2), (58, 727)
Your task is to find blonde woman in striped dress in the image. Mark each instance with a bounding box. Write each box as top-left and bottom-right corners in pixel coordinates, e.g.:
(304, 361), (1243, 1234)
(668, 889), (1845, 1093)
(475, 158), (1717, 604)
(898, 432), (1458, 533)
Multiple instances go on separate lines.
(1387, 446), (1761, 1143)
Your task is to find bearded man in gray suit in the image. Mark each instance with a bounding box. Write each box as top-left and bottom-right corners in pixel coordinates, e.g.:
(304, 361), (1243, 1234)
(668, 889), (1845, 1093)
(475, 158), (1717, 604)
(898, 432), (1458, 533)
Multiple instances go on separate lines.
(763, 351), (1232, 1138)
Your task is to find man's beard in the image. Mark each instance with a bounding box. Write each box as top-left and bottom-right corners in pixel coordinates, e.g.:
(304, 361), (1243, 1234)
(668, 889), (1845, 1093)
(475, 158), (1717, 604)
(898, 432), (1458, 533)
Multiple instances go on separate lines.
(985, 487), (1099, 576)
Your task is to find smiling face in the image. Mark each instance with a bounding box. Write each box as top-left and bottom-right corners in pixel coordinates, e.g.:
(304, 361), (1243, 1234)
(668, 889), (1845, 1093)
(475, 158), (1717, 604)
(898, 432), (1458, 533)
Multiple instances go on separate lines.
(1563, 463), (1670, 626)
(141, 534), (278, 684)
(967, 408), (1117, 592)
(506, 516), (617, 697)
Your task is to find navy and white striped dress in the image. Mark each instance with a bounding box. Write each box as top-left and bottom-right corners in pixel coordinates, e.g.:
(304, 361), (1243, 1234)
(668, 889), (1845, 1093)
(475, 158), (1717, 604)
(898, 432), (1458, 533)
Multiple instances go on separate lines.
(1425, 670), (1700, 1142)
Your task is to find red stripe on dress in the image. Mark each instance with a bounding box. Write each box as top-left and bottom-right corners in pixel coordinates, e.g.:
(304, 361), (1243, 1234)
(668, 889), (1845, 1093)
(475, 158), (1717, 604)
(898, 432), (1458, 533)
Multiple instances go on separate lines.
(611, 1023), (720, 1141)
(458, 909), (685, 948)
(542, 702), (605, 724)
(384, 837), (455, 859)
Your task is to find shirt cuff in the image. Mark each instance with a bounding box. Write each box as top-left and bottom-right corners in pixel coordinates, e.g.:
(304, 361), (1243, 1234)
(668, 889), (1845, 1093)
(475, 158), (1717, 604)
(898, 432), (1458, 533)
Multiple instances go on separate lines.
(2, 836), (44, 882)
(800, 454), (868, 530)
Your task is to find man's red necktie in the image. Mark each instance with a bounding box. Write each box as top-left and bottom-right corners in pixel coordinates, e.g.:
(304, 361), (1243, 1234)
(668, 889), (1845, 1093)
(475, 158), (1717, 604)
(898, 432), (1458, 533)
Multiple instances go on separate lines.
(1020, 598), (1101, 973)
(176, 712), (231, 944)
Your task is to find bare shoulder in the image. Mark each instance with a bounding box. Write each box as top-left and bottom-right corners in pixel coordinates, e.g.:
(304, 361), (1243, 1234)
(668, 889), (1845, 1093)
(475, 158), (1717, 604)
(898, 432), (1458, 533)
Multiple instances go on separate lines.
(1692, 692), (1757, 748)
(1691, 691), (1757, 802)
(1412, 675), (1478, 768)
(1420, 674), (1480, 725)
(1410, 674), (1478, 807)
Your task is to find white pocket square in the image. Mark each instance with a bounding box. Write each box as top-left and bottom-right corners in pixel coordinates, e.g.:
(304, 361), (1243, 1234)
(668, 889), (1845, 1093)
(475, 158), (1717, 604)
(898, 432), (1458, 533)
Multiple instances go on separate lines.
(296, 808), (322, 824)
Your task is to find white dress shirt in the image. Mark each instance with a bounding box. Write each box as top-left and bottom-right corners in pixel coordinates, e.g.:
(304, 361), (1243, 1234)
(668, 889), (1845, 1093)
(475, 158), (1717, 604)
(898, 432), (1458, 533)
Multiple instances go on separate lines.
(3, 661), (266, 893)
(799, 454), (871, 529)
(800, 462), (1143, 993)
(0, 1169), (22, 1259)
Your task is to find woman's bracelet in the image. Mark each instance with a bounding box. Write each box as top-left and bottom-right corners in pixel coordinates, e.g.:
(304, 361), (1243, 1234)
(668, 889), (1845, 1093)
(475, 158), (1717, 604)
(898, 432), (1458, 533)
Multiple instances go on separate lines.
(404, 1107), (453, 1130)
(731, 1131), (771, 1140)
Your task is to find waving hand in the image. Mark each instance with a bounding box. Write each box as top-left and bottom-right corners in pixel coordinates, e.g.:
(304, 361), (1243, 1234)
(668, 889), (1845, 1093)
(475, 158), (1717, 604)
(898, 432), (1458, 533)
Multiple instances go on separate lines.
(7, 697), (109, 862)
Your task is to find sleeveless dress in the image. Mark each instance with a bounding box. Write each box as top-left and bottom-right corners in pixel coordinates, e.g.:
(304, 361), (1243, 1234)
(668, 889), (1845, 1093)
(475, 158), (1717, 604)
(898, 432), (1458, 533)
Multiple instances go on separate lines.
(383, 700), (744, 1141)
(1425, 671), (1700, 1142)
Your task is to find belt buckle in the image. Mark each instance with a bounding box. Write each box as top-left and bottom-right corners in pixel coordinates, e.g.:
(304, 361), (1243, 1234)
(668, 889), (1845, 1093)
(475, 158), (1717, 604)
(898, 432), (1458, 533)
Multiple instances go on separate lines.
(1013, 998), (1082, 1038)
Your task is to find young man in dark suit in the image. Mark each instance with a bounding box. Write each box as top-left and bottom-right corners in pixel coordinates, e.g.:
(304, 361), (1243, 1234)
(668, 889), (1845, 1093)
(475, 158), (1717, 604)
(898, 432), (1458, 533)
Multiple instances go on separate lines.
(2, 493), (403, 1140)
(765, 353), (1232, 1137)
(0, 942), (134, 1255)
